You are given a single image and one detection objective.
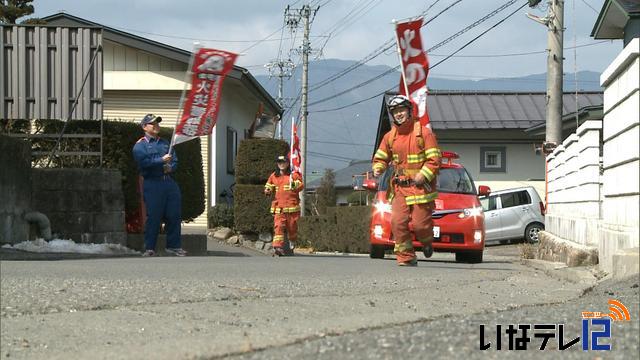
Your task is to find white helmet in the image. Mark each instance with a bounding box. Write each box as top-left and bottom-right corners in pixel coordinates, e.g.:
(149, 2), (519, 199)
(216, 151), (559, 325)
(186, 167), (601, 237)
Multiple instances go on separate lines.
(387, 95), (412, 111)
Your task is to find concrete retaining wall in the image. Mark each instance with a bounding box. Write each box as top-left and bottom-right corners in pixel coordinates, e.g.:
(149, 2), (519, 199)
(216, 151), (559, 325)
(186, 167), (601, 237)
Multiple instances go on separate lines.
(32, 168), (127, 245)
(0, 135), (32, 244)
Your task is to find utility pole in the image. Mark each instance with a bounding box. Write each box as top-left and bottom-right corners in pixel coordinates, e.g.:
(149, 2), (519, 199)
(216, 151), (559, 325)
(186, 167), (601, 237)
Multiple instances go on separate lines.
(286, 3), (319, 216)
(265, 59), (294, 139)
(528, 0), (564, 154)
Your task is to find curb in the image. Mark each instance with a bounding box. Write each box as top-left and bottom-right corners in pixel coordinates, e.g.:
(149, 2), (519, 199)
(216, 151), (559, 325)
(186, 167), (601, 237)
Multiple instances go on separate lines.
(521, 258), (601, 287)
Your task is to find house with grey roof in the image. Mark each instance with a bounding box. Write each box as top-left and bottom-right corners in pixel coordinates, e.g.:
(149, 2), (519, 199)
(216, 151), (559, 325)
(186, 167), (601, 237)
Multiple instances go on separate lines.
(306, 160), (372, 206)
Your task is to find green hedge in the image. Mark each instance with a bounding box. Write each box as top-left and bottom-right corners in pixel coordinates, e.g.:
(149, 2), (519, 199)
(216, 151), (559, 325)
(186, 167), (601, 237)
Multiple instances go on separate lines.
(0, 119), (205, 223)
(335, 206), (371, 253)
(234, 184), (273, 234)
(208, 204), (234, 229)
(235, 138), (289, 185)
(298, 206), (371, 253)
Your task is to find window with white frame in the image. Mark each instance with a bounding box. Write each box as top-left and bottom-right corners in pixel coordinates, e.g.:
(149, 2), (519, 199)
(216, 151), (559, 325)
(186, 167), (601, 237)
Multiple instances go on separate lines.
(480, 146), (506, 173)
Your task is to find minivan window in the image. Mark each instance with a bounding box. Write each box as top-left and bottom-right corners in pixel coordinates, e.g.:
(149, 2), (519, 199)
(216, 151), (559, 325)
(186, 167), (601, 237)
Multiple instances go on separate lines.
(500, 190), (531, 209)
(480, 196), (497, 211)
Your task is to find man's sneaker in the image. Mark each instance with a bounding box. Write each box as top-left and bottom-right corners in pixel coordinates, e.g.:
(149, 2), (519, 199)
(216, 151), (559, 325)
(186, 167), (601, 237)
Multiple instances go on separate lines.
(165, 248), (187, 257)
(398, 258), (418, 267)
(142, 250), (156, 257)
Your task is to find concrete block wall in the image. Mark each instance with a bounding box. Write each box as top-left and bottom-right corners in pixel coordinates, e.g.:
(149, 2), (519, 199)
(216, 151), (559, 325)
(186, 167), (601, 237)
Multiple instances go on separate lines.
(546, 120), (603, 246)
(32, 168), (127, 245)
(598, 37), (640, 273)
(0, 136), (32, 244)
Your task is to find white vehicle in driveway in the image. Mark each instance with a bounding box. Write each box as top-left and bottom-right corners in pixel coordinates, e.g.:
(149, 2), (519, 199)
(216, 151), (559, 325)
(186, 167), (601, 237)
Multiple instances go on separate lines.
(480, 186), (545, 244)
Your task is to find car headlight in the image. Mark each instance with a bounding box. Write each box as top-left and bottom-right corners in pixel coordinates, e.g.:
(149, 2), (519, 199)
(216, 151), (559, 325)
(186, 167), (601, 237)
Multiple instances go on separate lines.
(458, 207), (483, 218)
(373, 225), (383, 238)
(374, 201), (392, 214)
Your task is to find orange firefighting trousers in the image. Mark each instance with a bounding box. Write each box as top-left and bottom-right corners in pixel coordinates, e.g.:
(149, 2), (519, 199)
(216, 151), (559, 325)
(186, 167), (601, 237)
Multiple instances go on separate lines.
(273, 212), (300, 248)
(391, 189), (435, 264)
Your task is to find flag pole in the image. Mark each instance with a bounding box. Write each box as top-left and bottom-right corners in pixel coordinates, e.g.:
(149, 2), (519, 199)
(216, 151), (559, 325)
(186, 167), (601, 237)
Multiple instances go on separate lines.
(392, 20), (410, 97)
(289, 117), (294, 187)
(168, 42), (200, 155)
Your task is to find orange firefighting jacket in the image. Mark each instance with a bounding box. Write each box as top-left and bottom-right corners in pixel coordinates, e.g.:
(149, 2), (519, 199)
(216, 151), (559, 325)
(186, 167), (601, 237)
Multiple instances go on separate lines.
(372, 119), (441, 205)
(264, 171), (304, 213)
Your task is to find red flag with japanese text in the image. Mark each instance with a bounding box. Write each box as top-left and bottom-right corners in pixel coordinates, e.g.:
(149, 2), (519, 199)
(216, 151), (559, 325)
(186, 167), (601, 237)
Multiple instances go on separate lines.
(173, 48), (238, 145)
(289, 122), (302, 176)
(395, 19), (431, 126)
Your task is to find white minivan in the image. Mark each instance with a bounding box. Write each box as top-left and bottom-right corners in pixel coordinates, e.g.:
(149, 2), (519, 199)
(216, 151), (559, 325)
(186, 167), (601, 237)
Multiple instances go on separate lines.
(480, 186), (545, 244)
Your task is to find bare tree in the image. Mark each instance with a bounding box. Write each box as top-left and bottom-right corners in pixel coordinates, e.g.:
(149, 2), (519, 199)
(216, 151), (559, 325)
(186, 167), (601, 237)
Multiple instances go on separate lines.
(315, 169), (336, 215)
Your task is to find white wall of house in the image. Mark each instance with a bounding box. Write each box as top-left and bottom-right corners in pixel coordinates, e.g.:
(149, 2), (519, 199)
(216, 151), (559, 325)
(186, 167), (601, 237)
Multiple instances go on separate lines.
(210, 82), (261, 208)
(598, 37), (640, 273)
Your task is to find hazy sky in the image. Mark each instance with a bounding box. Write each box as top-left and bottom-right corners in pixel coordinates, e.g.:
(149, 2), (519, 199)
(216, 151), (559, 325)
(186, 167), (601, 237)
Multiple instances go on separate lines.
(33, 0), (621, 79)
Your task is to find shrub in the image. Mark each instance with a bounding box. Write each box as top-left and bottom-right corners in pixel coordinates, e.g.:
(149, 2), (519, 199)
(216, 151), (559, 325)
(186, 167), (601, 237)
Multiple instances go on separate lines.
(346, 191), (367, 206)
(235, 138), (289, 185)
(298, 206), (371, 253)
(234, 184), (273, 234)
(208, 204), (234, 229)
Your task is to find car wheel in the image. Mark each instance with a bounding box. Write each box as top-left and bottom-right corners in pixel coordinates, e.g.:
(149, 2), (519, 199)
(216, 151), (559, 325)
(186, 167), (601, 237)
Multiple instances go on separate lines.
(455, 251), (483, 263)
(370, 245), (385, 259)
(525, 223), (544, 243)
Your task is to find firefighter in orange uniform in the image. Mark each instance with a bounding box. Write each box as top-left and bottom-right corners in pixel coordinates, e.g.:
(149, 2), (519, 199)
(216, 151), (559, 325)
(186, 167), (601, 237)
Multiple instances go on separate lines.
(264, 155), (304, 256)
(372, 95), (441, 266)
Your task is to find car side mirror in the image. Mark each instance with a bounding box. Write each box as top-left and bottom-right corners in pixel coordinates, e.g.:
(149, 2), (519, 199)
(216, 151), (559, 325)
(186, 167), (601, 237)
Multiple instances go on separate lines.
(478, 185), (491, 197)
(362, 178), (378, 192)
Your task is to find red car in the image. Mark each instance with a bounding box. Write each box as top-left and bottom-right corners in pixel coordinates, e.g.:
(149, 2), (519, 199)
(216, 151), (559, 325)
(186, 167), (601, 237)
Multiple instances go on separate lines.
(364, 152), (490, 263)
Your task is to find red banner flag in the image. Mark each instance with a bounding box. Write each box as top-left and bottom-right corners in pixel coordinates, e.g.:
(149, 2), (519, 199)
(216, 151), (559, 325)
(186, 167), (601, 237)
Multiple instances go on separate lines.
(395, 19), (431, 126)
(289, 122), (302, 176)
(173, 48), (238, 145)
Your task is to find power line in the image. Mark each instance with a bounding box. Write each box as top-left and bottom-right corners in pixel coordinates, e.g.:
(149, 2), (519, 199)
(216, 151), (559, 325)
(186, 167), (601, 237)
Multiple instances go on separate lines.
(310, 0), (529, 113)
(308, 0), (520, 108)
(580, 0), (599, 13)
(308, 0), (463, 93)
(428, 39), (609, 58)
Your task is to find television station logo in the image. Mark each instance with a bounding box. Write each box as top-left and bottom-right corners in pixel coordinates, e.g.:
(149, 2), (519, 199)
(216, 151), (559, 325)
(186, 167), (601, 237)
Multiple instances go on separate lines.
(479, 299), (631, 351)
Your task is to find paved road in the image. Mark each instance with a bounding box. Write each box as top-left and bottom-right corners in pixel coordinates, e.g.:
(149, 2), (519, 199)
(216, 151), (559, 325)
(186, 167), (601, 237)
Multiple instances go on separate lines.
(1, 243), (635, 359)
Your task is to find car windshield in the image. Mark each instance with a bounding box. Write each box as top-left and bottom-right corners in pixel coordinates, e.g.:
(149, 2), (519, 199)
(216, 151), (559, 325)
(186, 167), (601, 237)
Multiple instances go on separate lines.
(377, 166), (477, 195)
(437, 168), (476, 195)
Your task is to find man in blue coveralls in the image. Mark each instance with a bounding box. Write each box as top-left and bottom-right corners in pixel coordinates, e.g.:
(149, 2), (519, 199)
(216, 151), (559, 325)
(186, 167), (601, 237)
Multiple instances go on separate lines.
(132, 114), (186, 257)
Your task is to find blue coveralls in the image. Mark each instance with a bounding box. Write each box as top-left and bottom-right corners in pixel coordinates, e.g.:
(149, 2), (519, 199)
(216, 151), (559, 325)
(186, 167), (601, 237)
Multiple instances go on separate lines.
(132, 135), (182, 251)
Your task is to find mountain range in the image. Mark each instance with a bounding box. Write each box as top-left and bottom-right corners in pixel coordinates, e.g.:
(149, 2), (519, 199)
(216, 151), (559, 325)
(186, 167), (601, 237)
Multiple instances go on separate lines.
(254, 59), (603, 174)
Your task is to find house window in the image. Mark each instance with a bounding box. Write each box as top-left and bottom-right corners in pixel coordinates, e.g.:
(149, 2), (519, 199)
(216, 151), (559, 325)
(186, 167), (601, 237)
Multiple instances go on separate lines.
(227, 127), (237, 174)
(480, 146), (506, 173)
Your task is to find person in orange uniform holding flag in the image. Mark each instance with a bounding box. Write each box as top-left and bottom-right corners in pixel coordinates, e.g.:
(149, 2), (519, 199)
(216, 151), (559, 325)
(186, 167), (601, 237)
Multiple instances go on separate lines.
(372, 95), (441, 266)
(264, 155), (304, 256)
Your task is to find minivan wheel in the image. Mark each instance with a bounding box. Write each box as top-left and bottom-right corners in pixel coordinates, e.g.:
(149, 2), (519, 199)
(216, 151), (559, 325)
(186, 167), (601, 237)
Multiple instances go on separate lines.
(370, 245), (385, 259)
(525, 223), (544, 243)
(455, 251), (483, 263)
